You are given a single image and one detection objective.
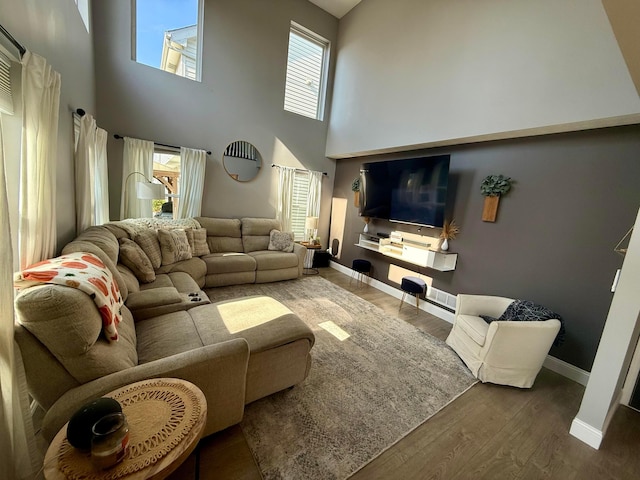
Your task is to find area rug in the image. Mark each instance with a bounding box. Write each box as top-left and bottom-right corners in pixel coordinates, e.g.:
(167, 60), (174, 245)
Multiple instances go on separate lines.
(205, 276), (476, 480)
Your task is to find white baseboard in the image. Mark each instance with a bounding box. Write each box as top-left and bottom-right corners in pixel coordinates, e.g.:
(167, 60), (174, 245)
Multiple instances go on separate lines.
(543, 355), (590, 386)
(570, 418), (603, 449)
(329, 261), (455, 323)
(329, 260), (590, 386)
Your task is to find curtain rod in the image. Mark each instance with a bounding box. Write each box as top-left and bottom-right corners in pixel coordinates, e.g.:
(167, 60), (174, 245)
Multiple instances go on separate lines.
(0, 23), (26, 58)
(271, 164), (327, 176)
(113, 134), (211, 155)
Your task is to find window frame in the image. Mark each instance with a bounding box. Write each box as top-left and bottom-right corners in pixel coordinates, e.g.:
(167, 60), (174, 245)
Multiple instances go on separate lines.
(284, 22), (330, 121)
(131, 0), (205, 82)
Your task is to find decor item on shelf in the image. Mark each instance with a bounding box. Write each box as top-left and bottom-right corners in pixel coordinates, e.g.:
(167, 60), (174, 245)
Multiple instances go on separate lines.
(480, 174), (512, 222)
(351, 177), (360, 207)
(305, 216), (319, 242)
(439, 219), (459, 251)
(363, 216), (371, 233)
(614, 226), (633, 256)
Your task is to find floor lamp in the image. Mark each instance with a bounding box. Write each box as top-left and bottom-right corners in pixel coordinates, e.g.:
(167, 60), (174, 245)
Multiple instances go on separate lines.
(124, 172), (165, 217)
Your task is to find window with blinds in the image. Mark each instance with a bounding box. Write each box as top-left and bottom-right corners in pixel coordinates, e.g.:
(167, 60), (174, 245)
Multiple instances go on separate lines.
(291, 171), (310, 241)
(284, 22), (329, 121)
(0, 51), (14, 115)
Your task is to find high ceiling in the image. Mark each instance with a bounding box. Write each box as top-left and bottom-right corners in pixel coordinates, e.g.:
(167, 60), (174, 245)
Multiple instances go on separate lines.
(308, 0), (361, 19)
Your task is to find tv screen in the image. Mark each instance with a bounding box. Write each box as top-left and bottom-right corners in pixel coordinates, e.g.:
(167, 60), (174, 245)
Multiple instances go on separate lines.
(360, 155), (450, 228)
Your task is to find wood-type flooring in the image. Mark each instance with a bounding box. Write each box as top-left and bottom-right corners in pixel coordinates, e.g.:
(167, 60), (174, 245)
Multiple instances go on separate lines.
(169, 267), (640, 480)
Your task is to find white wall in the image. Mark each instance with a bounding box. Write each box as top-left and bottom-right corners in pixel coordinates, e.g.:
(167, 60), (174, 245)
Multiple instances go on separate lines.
(0, 0), (96, 254)
(92, 0), (338, 244)
(326, 0), (640, 157)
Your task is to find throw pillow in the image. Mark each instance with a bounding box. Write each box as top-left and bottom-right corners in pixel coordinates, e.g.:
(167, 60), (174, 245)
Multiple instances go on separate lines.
(157, 229), (192, 265)
(268, 229), (294, 253)
(118, 238), (156, 283)
(185, 228), (210, 256)
(134, 229), (162, 269)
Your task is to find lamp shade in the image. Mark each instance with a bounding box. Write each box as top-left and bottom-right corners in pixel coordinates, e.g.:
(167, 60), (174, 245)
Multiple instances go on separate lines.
(305, 216), (319, 230)
(136, 181), (165, 200)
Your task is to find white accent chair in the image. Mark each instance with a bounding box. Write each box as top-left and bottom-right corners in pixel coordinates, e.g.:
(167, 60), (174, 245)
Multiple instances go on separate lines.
(445, 294), (561, 388)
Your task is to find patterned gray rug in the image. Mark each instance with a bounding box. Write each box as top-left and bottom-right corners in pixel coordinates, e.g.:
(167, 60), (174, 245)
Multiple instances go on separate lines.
(205, 276), (476, 480)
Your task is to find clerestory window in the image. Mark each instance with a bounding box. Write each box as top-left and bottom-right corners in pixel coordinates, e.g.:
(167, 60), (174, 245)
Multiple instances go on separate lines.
(133, 0), (204, 82)
(284, 22), (330, 121)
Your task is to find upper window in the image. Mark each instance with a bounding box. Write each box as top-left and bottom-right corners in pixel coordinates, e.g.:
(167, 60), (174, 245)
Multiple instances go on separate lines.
(284, 22), (330, 121)
(134, 0), (204, 82)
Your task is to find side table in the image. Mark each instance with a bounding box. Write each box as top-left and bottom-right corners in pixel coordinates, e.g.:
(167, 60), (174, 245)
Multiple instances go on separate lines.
(300, 242), (322, 275)
(44, 378), (207, 480)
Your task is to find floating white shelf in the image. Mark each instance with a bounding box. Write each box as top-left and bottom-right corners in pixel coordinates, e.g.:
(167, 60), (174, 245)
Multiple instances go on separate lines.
(355, 232), (457, 272)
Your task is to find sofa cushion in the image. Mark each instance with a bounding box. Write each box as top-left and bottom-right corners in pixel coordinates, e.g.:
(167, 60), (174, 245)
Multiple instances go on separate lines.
(135, 311), (204, 364)
(195, 217), (244, 254)
(155, 258), (207, 287)
(116, 264), (140, 294)
(14, 286), (137, 383)
(62, 228), (128, 301)
(249, 250), (299, 270)
(268, 229), (294, 252)
(190, 296), (315, 354)
(186, 228), (210, 256)
(456, 314), (490, 347)
(201, 252), (256, 275)
(118, 238), (156, 283)
(158, 229), (192, 265)
(241, 218), (281, 253)
(138, 272), (202, 294)
(134, 229), (162, 269)
(125, 287), (182, 310)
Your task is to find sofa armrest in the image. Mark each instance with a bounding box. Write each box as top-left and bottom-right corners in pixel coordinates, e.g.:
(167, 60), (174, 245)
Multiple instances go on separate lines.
(293, 243), (307, 276)
(42, 338), (250, 442)
(125, 287), (182, 310)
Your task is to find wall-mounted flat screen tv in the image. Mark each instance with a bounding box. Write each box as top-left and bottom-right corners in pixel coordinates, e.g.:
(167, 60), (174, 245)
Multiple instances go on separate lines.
(359, 154), (450, 228)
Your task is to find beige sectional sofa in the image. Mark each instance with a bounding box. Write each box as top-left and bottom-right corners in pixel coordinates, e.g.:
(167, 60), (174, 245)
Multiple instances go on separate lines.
(14, 217), (314, 442)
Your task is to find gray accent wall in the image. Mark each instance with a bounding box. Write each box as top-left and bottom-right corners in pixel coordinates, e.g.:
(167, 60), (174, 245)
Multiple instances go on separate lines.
(0, 0), (96, 253)
(92, 0), (338, 241)
(332, 125), (640, 372)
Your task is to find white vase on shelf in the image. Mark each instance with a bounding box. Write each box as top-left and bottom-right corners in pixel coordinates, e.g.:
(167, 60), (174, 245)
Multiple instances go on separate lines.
(440, 238), (449, 251)
(363, 223), (369, 233)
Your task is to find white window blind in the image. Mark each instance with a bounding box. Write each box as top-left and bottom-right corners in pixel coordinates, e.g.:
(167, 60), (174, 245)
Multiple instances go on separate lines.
(0, 51), (14, 115)
(291, 171), (310, 241)
(284, 23), (329, 120)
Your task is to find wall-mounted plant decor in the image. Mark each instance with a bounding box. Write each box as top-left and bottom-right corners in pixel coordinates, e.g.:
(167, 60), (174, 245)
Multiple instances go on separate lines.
(480, 174), (512, 222)
(351, 177), (360, 207)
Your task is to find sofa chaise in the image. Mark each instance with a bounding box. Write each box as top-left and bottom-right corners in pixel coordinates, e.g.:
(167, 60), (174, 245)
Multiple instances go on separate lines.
(14, 217), (315, 442)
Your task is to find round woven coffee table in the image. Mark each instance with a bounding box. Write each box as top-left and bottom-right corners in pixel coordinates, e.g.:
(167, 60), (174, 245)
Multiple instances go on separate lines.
(44, 378), (207, 480)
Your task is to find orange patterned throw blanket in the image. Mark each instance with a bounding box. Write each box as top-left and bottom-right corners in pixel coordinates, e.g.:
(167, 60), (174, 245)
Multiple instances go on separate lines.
(14, 252), (123, 342)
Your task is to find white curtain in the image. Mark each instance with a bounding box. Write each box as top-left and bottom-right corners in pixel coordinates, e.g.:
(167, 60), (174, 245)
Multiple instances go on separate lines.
(75, 114), (95, 232)
(276, 166), (296, 232)
(176, 147), (206, 219)
(19, 51), (61, 270)
(75, 114), (109, 231)
(1, 118), (40, 480)
(120, 137), (154, 219)
(94, 128), (109, 224)
(306, 170), (322, 218)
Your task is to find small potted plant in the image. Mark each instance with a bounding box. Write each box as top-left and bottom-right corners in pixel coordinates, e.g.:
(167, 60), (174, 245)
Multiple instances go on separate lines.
(351, 177), (360, 207)
(439, 219), (459, 251)
(480, 174), (512, 222)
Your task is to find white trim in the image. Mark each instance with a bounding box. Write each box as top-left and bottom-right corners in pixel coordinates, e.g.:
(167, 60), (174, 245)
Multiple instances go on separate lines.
(329, 260), (455, 323)
(330, 260), (590, 385)
(569, 418), (603, 449)
(543, 355), (590, 386)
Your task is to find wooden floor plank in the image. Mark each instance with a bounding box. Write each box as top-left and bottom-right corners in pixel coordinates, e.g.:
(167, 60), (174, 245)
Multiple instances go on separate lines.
(170, 267), (640, 479)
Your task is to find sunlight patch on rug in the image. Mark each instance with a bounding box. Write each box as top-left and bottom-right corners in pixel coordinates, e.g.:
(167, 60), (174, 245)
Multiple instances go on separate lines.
(206, 276), (476, 480)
